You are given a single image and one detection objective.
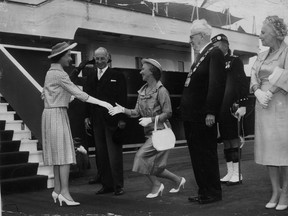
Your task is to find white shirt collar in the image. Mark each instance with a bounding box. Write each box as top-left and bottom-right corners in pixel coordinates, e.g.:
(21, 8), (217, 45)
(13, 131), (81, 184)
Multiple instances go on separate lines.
(98, 66), (108, 73)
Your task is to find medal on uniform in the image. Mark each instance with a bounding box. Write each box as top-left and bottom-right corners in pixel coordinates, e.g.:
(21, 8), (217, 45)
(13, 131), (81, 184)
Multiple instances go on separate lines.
(184, 77), (191, 87)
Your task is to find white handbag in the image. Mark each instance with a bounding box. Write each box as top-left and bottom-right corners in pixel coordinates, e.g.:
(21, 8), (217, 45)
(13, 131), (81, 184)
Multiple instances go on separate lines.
(152, 115), (176, 151)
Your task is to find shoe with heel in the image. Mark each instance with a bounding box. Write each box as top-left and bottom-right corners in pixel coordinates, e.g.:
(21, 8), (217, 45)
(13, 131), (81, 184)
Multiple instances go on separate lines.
(276, 204), (288, 211)
(265, 202), (277, 209)
(58, 194), (80, 206)
(52, 191), (59, 204)
(146, 184), (164, 198)
(169, 177), (186, 193)
(266, 193), (281, 209)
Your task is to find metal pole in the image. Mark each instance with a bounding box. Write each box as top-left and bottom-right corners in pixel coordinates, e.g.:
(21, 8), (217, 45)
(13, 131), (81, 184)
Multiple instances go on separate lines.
(238, 116), (243, 184)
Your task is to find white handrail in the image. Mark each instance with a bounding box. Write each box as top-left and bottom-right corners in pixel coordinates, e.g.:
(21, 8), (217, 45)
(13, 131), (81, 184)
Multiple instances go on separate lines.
(0, 44), (43, 92)
(0, 44), (82, 93)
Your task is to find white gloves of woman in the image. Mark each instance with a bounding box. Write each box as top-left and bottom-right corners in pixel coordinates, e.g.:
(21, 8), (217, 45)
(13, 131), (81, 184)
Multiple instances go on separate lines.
(254, 89), (272, 108)
(139, 117), (152, 127)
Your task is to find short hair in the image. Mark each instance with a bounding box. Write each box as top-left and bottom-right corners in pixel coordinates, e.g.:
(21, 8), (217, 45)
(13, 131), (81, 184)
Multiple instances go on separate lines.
(94, 47), (109, 58)
(149, 64), (161, 81)
(190, 19), (212, 37)
(264, 15), (287, 41)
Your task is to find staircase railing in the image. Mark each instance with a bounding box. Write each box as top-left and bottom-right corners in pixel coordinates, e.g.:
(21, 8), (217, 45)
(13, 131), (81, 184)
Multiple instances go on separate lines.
(0, 44), (44, 140)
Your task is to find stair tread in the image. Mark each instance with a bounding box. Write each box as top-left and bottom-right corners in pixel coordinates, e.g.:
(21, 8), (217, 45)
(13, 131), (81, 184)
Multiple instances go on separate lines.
(21, 139), (38, 143)
(13, 129), (31, 132)
(0, 111), (16, 113)
(0, 162), (39, 168)
(1, 175), (48, 194)
(1, 174), (47, 182)
(0, 151), (29, 155)
(6, 120), (23, 123)
(0, 140), (21, 152)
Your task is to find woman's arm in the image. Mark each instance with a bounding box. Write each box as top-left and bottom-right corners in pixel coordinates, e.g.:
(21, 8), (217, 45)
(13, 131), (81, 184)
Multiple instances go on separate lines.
(109, 97), (140, 118)
(59, 71), (112, 110)
(86, 96), (113, 110)
(154, 86), (172, 123)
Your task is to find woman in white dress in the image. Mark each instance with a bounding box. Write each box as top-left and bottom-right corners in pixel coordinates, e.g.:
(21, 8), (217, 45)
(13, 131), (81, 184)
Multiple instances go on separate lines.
(250, 16), (288, 211)
(42, 42), (112, 206)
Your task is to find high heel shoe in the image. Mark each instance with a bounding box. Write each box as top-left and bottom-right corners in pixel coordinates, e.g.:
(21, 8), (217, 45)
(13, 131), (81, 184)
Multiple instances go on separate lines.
(169, 177), (186, 193)
(52, 191), (58, 204)
(276, 204), (288, 211)
(146, 184), (164, 199)
(58, 194), (80, 206)
(265, 202), (277, 209)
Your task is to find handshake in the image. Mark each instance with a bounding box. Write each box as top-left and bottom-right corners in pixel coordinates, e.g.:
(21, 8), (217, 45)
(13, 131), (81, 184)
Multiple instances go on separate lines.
(254, 89), (273, 108)
(106, 103), (153, 127)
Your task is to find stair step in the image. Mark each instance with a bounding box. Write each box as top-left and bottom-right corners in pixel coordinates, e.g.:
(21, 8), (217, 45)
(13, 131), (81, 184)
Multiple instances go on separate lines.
(0, 111), (16, 121)
(0, 162), (38, 180)
(0, 130), (13, 141)
(0, 120), (5, 130)
(13, 130), (31, 140)
(0, 140), (21, 153)
(1, 175), (48, 195)
(37, 163), (54, 178)
(0, 96), (7, 103)
(5, 120), (23, 131)
(19, 139), (38, 152)
(0, 103), (8, 112)
(0, 151), (29, 165)
(28, 151), (43, 163)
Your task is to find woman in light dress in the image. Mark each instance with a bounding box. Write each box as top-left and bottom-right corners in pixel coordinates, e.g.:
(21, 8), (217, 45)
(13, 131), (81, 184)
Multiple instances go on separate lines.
(250, 16), (288, 211)
(42, 42), (112, 206)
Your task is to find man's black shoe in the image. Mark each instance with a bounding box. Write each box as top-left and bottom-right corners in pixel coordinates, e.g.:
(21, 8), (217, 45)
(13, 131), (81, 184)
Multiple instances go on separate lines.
(188, 196), (200, 202)
(89, 176), (101, 184)
(198, 196), (222, 204)
(114, 188), (124, 196)
(95, 187), (114, 195)
(226, 180), (242, 186)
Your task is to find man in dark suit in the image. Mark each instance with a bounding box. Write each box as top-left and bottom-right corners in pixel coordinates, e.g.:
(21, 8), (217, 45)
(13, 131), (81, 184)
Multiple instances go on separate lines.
(211, 34), (249, 186)
(72, 47), (127, 195)
(180, 19), (226, 204)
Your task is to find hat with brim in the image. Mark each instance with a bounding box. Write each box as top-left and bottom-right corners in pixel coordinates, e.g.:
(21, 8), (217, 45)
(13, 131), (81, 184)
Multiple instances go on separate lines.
(141, 58), (162, 72)
(48, 42), (77, 59)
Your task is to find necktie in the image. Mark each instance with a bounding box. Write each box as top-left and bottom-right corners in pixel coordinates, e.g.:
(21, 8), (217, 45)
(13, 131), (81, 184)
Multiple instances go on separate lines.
(98, 69), (103, 80)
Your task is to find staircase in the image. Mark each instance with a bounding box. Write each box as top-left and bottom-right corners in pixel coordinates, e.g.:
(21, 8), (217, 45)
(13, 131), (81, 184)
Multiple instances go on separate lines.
(0, 94), (54, 194)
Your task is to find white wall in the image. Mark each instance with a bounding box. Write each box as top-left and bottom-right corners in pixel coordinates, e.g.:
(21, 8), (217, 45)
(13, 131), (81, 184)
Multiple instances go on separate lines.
(86, 41), (191, 72)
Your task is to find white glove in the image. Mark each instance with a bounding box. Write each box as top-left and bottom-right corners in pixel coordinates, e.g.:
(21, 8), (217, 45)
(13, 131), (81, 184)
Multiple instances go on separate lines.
(109, 103), (125, 116)
(254, 89), (270, 108)
(139, 117), (152, 127)
(235, 107), (246, 117)
(205, 114), (215, 127)
(77, 145), (87, 154)
(266, 90), (273, 100)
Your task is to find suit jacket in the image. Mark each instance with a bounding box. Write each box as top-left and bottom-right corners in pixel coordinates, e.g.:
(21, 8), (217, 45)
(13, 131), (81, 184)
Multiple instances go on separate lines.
(180, 43), (226, 123)
(87, 67), (127, 126)
(70, 67), (127, 127)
